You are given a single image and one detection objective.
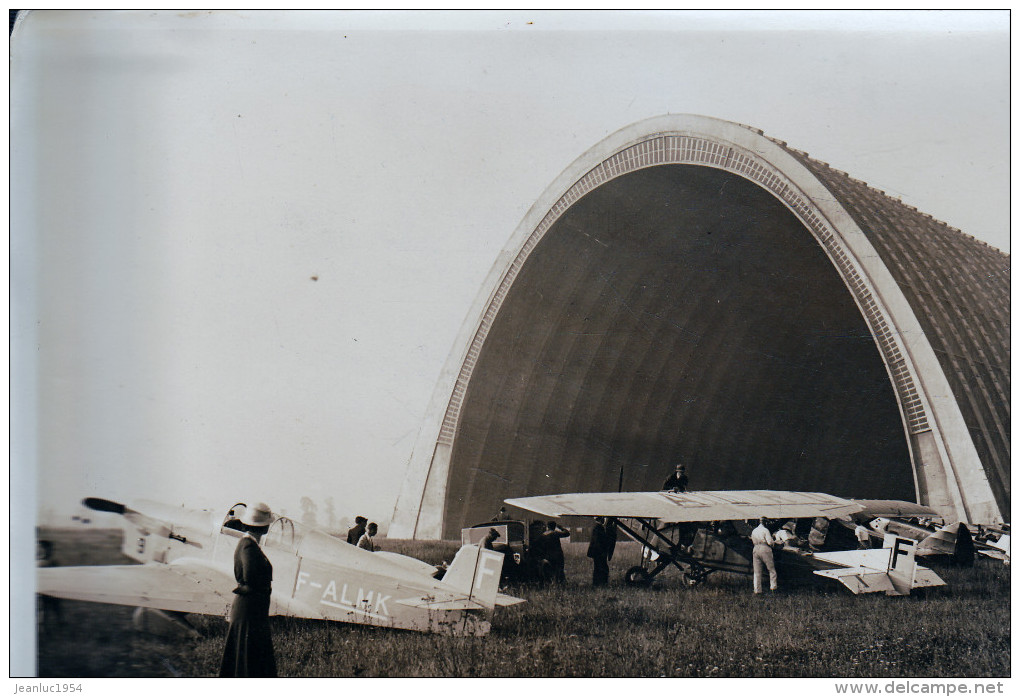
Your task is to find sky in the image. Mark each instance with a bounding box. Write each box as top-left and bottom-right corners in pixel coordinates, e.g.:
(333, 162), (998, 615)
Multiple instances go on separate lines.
(10, 10), (1010, 535)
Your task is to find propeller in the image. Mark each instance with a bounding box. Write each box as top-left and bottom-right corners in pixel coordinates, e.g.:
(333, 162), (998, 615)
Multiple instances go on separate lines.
(81, 497), (202, 548)
(82, 497), (127, 514)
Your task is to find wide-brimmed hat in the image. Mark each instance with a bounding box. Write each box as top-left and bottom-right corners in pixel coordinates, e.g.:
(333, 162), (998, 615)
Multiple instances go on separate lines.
(238, 502), (273, 527)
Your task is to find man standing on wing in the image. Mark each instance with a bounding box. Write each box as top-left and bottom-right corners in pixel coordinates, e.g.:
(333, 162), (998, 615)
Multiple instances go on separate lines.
(661, 463), (688, 493)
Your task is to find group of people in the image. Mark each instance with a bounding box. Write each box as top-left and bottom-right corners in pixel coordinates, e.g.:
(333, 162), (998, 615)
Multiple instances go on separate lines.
(345, 515), (379, 552)
(483, 519), (572, 584)
(483, 515), (619, 588)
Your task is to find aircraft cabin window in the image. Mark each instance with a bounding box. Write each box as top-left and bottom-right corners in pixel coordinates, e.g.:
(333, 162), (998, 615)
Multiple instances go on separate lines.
(264, 517), (297, 551)
(222, 503), (247, 532)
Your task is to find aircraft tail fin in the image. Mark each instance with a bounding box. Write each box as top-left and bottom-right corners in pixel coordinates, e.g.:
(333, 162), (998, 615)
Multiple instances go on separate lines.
(813, 535), (944, 595)
(918, 522), (975, 566)
(439, 544), (505, 611)
(989, 534), (1010, 563)
(884, 533), (919, 595)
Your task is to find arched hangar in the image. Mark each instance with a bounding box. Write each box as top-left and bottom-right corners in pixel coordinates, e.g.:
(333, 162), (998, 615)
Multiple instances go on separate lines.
(390, 115), (1009, 540)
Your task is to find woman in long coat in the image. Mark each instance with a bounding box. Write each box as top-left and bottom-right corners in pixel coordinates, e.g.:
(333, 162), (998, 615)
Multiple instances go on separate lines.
(220, 502), (277, 677)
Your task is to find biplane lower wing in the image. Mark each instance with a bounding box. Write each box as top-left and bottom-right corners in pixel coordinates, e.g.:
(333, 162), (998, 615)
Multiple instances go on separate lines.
(505, 490), (862, 523)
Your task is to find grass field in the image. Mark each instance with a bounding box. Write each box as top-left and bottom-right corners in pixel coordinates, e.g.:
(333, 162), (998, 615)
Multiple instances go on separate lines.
(35, 528), (1010, 677)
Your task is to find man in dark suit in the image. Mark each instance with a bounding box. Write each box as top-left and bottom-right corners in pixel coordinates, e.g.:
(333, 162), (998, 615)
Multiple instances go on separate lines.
(541, 521), (571, 584)
(587, 517), (617, 587)
(661, 463), (689, 493)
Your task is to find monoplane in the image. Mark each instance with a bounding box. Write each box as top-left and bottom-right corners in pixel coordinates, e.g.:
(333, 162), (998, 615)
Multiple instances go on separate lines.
(845, 501), (974, 565)
(37, 498), (524, 637)
(505, 490), (945, 596)
(973, 525), (1011, 564)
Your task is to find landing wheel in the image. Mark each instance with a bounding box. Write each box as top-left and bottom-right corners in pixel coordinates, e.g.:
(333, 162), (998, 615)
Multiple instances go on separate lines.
(624, 566), (653, 587)
(681, 567), (708, 587)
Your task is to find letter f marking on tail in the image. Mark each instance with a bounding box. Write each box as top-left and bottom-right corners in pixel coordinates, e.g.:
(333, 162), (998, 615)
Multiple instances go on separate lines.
(476, 549), (501, 590)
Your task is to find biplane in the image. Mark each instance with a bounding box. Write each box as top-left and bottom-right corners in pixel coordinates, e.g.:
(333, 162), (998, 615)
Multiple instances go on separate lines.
(37, 498), (524, 637)
(505, 490), (945, 596)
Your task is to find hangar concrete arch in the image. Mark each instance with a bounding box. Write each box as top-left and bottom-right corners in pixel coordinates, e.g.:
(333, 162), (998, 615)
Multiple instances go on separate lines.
(390, 114), (1008, 540)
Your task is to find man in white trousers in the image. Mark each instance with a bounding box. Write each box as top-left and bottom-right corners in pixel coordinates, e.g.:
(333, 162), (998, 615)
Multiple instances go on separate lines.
(750, 516), (778, 594)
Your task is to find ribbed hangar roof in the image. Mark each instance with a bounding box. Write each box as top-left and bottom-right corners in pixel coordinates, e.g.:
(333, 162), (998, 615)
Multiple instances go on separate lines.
(786, 151), (1010, 518)
(389, 115), (1008, 539)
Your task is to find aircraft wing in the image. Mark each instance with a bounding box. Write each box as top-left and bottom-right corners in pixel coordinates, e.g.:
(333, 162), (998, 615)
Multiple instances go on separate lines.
(37, 559), (235, 617)
(393, 590), (525, 611)
(495, 592), (527, 607)
(394, 598), (487, 611)
(851, 499), (941, 519)
(505, 490), (861, 523)
(812, 567), (896, 594)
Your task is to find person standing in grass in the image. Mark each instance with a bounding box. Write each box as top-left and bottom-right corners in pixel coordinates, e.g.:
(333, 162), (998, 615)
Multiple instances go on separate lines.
(36, 539), (63, 632)
(541, 521), (571, 584)
(357, 522), (379, 551)
(346, 516), (367, 545)
(750, 516), (779, 595)
(587, 516), (617, 587)
(220, 502), (277, 678)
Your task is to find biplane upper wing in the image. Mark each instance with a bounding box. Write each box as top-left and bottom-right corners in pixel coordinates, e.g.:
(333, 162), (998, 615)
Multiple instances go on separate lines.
(505, 490), (862, 523)
(37, 558), (236, 617)
(850, 499), (941, 519)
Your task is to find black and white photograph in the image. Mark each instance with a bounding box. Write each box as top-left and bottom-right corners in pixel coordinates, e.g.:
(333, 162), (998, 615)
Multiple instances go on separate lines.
(10, 9), (1009, 687)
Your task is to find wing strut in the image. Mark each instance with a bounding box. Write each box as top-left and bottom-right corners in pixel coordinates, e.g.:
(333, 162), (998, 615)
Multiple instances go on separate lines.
(610, 517), (695, 582)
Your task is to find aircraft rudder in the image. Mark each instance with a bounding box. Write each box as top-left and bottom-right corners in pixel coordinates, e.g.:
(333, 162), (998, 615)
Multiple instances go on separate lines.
(883, 534), (916, 593)
(439, 544), (504, 610)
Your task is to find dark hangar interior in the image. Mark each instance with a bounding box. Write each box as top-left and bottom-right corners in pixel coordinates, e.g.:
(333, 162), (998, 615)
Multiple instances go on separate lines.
(443, 164), (914, 537)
